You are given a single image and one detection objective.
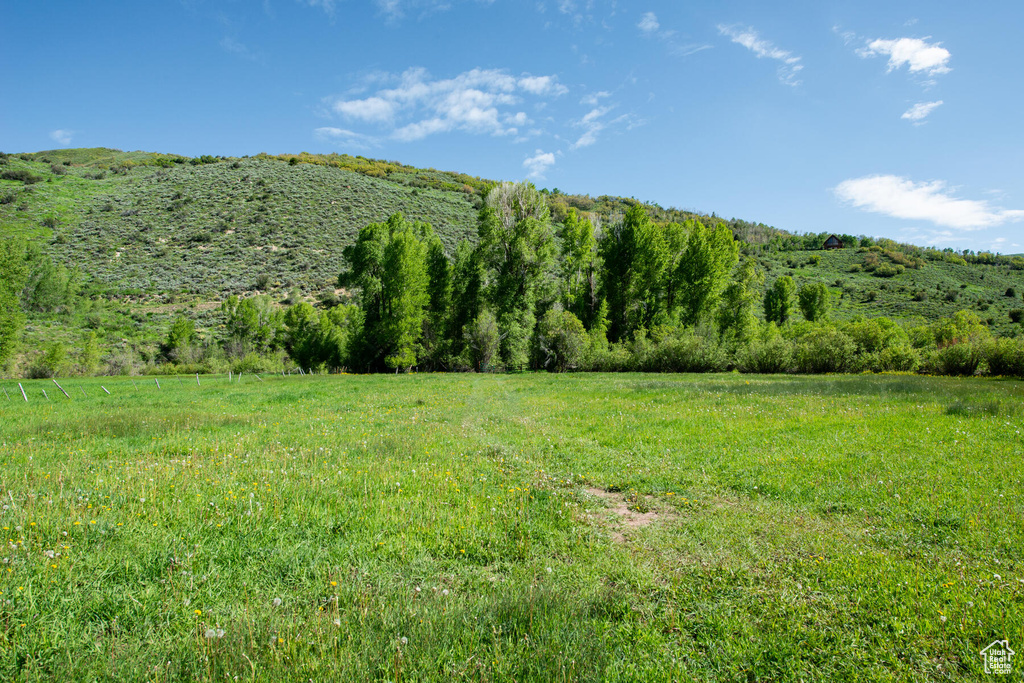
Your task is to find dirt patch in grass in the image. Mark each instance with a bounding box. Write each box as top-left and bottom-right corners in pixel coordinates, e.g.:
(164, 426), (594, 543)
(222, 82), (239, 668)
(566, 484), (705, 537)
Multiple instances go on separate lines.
(586, 488), (659, 542)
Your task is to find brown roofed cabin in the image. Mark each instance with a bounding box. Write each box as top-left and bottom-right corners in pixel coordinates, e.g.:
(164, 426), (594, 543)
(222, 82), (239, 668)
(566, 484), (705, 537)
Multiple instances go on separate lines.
(822, 235), (843, 250)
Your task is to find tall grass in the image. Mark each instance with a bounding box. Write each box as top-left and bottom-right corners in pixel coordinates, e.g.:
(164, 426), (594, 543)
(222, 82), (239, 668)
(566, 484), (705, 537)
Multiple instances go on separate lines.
(0, 373), (1021, 680)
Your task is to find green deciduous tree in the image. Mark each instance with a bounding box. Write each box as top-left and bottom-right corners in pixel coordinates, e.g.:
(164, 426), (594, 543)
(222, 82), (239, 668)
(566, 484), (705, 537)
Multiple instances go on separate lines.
(537, 307), (587, 372)
(0, 237), (27, 369)
(221, 295), (283, 356)
(559, 209), (599, 328)
(342, 213), (431, 371)
(764, 276), (796, 324)
(716, 258), (762, 341)
(600, 205), (667, 342)
(797, 281), (832, 322)
(478, 181), (556, 368)
(79, 331), (101, 376)
(673, 221), (739, 327)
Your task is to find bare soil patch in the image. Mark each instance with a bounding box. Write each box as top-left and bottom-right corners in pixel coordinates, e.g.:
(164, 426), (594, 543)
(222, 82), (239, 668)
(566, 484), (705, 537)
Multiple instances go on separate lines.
(586, 487), (659, 542)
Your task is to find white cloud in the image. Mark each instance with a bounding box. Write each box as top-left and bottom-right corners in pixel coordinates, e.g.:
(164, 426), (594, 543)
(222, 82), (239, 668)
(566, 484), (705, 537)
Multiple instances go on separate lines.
(314, 127), (376, 147)
(325, 67), (566, 142)
(858, 37), (951, 76)
(523, 149), (556, 178)
(571, 105), (623, 149)
(834, 175), (1024, 230)
(50, 129), (74, 146)
(637, 12), (659, 34)
(581, 91), (610, 106)
(333, 96), (396, 123)
(901, 100), (943, 123)
(717, 24), (803, 86)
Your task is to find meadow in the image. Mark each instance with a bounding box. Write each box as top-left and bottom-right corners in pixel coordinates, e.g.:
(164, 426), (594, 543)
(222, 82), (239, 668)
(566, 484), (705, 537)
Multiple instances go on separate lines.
(0, 372), (1021, 681)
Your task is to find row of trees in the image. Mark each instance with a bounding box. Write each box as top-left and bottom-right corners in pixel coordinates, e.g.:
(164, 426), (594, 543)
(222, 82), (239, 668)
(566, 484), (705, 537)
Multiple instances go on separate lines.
(153, 181), (1020, 378)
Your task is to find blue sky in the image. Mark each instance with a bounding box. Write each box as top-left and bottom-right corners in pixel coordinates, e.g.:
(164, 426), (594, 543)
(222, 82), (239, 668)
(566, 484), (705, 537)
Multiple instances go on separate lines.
(2, 1), (1022, 252)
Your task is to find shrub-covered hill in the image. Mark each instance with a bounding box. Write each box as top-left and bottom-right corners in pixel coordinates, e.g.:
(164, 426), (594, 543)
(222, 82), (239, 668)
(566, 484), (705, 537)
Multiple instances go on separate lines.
(1, 150), (480, 298)
(2, 147), (1023, 342)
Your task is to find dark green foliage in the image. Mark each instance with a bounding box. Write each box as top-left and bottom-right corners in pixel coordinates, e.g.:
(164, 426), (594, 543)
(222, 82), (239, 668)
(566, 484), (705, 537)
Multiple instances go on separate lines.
(929, 342), (983, 376)
(28, 342), (69, 378)
(163, 316), (197, 363)
(764, 276), (795, 324)
(342, 213), (431, 371)
(559, 209), (599, 328)
(797, 281), (832, 322)
(984, 337), (1024, 377)
(0, 237), (28, 368)
(21, 247), (79, 313)
(1010, 309), (1024, 324)
(600, 206), (666, 341)
(0, 168), (41, 184)
(794, 327), (856, 374)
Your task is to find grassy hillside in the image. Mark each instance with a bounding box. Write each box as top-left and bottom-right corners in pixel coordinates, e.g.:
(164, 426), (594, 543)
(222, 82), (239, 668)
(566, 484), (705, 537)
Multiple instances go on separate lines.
(1, 147), (1022, 371)
(1, 151), (480, 299)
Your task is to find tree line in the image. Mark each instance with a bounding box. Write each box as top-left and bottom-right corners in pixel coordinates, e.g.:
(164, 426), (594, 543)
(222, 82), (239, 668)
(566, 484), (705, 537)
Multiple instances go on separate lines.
(2, 180), (1023, 378)
(161, 181), (1024, 378)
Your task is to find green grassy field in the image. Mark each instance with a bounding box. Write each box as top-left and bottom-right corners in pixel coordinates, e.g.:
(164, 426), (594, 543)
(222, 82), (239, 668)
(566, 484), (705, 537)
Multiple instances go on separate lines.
(0, 373), (1021, 681)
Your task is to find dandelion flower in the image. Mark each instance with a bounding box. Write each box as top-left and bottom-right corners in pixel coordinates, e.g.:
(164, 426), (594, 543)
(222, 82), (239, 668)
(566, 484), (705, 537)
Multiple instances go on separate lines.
(272, 597), (282, 607)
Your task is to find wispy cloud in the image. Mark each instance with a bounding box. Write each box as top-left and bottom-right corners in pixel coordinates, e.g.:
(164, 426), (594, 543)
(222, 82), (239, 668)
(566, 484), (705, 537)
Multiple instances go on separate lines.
(314, 127), (377, 148)
(220, 36), (260, 62)
(639, 12), (712, 59)
(717, 24), (803, 86)
(523, 149), (556, 178)
(571, 105), (625, 149)
(325, 67), (566, 142)
(50, 129), (74, 146)
(834, 175), (1024, 230)
(637, 12), (659, 34)
(901, 100), (943, 123)
(858, 37), (951, 77)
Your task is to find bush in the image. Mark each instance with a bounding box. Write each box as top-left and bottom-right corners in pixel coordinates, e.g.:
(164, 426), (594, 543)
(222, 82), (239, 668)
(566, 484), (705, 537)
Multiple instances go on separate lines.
(928, 342), (983, 376)
(876, 344), (921, 373)
(641, 328), (728, 373)
(984, 337), (1024, 377)
(537, 309), (587, 372)
(50, 163), (67, 176)
(27, 342), (69, 379)
(1006, 287), (1017, 298)
(0, 168), (42, 184)
(736, 334), (793, 374)
(793, 327), (856, 374)
(1010, 309), (1024, 324)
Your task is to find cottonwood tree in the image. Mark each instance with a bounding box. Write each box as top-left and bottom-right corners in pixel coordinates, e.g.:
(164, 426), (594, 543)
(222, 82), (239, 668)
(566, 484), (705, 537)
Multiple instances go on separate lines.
(342, 213), (431, 371)
(716, 258), (762, 341)
(477, 181), (556, 368)
(798, 281), (832, 322)
(600, 205), (667, 342)
(673, 221), (739, 326)
(764, 276), (796, 324)
(0, 237), (27, 368)
(559, 208), (599, 328)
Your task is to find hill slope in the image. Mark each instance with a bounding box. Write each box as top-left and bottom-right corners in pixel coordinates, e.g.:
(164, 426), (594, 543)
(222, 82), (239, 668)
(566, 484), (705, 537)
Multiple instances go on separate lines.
(1, 147), (1023, 368)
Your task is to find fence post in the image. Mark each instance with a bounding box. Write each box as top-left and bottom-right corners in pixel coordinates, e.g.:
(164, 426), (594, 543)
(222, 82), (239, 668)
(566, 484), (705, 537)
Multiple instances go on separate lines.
(52, 379), (71, 399)
(155, 378), (160, 389)
(102, 386), (111, 395)
(196, 373), (201, 386)
(19, 383), (27, 402)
